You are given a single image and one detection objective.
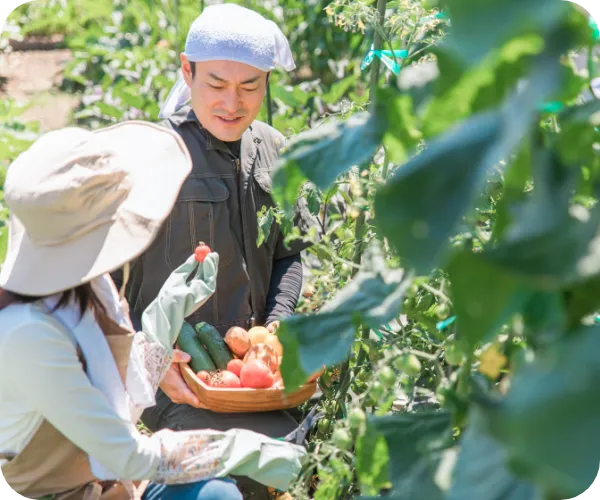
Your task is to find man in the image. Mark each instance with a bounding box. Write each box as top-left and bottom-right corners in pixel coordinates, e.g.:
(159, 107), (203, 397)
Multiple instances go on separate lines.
(112, 4), (316, 497)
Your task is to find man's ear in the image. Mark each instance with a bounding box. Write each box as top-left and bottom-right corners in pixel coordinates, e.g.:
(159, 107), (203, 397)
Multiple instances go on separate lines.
(181, 54), (194, 88)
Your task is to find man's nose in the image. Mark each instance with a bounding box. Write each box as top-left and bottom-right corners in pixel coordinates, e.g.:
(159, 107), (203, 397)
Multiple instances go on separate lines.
(221, 88), (241, 114)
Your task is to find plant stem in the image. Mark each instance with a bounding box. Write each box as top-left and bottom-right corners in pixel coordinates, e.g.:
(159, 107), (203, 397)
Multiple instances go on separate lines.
(421, 282), (451, 303)
(368, 0), (388, 113)
(266, 78), (273, 127)
(588, 41), (595, 80)
(351, 211), (367, 278)
(382, 145), (390, 180)
(174, 0), (180, 54)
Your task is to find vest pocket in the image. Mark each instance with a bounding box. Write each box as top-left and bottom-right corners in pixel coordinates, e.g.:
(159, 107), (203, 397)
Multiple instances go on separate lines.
(165, 177), (234, 270)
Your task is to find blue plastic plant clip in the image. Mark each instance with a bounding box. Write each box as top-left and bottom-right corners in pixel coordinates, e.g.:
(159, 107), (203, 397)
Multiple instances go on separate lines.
(436, 316), (456, 332)
(361, 44), (408, 76)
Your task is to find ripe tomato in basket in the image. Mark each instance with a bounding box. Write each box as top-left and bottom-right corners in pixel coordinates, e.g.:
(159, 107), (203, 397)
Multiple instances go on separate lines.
(210, 370), (242, 388)
(240, 360), (274, 388)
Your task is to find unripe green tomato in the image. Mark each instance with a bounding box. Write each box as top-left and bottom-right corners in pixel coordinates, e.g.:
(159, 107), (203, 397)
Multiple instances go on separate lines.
(370, 381), (385, 400)
(394, 354), (422, 377)
(445, 344), (462, 366)
(436, 386), (449, 406)
(318, 418), (331, 434)
(339, 263), (352, 278)
(356, 369), (370, 384)
(378, 366), (396, 387)
(348, 408), (367, 429)
(436, 303), (450, 320)
(332, 428), (352, 450)
(364, 394), (377, 407)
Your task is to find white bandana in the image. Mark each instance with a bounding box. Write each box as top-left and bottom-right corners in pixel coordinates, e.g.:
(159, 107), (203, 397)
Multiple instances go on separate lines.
(159, 4), (295, 119)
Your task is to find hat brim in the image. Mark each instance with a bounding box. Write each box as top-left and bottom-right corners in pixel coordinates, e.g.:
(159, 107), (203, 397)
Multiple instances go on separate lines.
(0, 121), (192, 296)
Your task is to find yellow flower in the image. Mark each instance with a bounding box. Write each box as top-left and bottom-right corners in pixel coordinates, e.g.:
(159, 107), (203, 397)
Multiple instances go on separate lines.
(478, 344), (507, 379)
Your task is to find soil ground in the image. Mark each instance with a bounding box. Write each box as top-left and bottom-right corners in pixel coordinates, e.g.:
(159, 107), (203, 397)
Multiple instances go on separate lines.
(1, 42), (79, 131)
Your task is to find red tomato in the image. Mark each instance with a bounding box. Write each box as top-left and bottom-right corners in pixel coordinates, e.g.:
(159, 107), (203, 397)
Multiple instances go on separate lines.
(211, 370), (242, 388)
(194, 242), (211, 263)
(196, 370), (212, 385)
(227, 359), (244, 377)
(240, 360), (275, 389)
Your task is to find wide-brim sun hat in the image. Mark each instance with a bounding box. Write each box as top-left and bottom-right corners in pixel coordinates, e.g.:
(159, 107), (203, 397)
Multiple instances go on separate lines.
(0, 121), (192, 296)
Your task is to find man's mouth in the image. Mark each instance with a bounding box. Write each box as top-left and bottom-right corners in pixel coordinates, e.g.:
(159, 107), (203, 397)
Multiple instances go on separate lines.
(216, 116), (243, 124)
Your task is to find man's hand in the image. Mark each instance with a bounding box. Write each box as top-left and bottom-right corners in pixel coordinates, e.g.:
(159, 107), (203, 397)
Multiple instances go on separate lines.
(266, 321), (280, 334)
(159, 349), (202, 408)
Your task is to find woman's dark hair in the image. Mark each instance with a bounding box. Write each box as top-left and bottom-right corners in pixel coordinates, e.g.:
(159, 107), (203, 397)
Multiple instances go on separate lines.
(0, 283), (106, 319)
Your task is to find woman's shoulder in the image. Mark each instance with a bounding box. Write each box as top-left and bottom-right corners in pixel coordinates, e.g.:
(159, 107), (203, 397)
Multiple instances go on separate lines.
(0, 302), (69, 341)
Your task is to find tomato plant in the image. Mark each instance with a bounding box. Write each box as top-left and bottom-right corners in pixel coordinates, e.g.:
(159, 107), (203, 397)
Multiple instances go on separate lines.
(272, 2), (600, 499)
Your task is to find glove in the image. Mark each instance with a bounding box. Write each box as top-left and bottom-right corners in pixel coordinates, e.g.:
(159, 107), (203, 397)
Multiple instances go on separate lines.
(141, 253), (219, 349)
(153, 427), (307, 491)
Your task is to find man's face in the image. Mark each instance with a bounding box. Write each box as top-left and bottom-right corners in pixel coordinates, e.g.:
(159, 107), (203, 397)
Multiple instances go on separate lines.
(181, 56), (267, 142)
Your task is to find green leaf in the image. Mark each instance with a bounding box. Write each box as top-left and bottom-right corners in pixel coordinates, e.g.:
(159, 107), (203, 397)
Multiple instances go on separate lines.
(480, 325), (600, 498)
(301, 184), (322, 216)
(360, 411), (452, 499)
(271, 160), (307, 214)
(273, 111), (386, 212)
(96, 101), (122, 120)
(279, 247), (410, 392)
(522, 291), (566, 334)
(374, 111), (502, 274)
(256, 206), (275, 248)
(424, 35), (544, 137)
(116, 87), (145, 110)
(449, 411), (543, 500)
(383, 93), (422, 163)
(442, 0), (569, 66)
(502, 147), (577, 243)
(314, 467), (343, 500)
(448, 250), (534, 349)
(356, 424), (391, 496)
(492, 145), (532, 242)
(315, 457), (352, 500)
(323, 75), (358, 105)
(470, 35), (545, 113)
(271, 84), (311, 108)
(563, 275), (600, 329)
(486, 204), (600, 286)
(556, 99), (600, 166)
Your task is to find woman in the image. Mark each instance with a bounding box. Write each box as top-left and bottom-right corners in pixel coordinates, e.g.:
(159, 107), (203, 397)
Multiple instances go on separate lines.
(0, 122), (305, 500)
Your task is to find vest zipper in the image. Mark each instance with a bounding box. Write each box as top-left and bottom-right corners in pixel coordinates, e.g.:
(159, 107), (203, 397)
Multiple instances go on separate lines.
(233, 157), (255, 327)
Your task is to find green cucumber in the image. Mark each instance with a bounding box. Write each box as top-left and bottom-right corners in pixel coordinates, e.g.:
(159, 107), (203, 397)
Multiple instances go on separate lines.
(194, 322), (233, 369)
(178, 321), (216, 373)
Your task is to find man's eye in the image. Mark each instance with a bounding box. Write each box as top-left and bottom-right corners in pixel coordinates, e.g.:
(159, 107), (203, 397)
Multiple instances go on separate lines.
(208, 84), (224, 90)
(243, 87), (259, 92)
